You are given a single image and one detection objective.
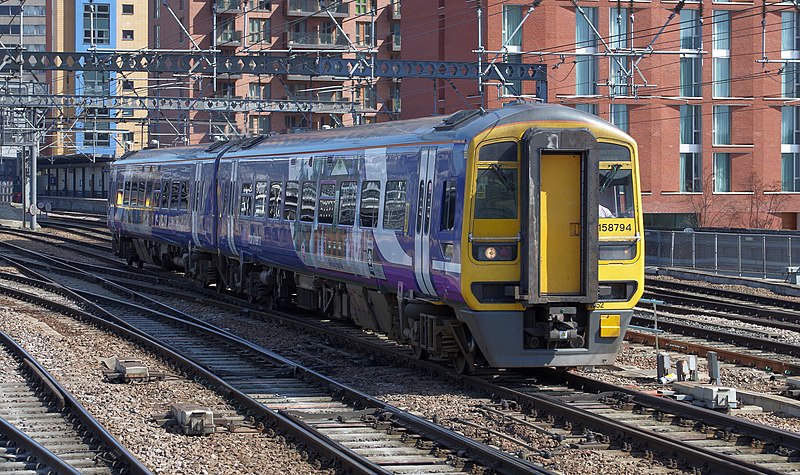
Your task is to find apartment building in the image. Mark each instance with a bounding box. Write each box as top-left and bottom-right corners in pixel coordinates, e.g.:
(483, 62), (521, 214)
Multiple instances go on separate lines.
(43, 0), (149, 198)
(402, 0), (800, 230)
(149, 0), (402, 145)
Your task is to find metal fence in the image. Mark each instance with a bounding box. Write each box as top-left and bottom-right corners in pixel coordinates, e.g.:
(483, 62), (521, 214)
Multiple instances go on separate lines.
(645, 230), (800, 280)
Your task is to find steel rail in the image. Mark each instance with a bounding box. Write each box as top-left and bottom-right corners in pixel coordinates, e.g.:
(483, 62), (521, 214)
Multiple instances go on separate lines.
(0, 416), (82, 475)
(0, 329), (152, 475)
(0, 248), (556, 475)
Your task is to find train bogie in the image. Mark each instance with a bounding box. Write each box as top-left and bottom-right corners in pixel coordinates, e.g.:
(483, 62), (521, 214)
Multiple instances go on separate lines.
(109, 103), (644, 371)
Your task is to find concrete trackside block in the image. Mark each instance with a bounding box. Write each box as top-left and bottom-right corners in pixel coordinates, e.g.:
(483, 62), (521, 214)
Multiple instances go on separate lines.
(171, 403), (215, 435)
(672, 381), (738, 409)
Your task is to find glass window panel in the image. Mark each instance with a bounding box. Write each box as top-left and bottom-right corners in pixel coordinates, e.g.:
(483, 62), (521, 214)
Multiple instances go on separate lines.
(283, 181), (298, 220)
(360, 181), (381, 227)
(254, 181), (267, 217)
(502, 5), (522, 48)
(714, 153), (731, 192)
(713, 105), (731, 145)
(610, 104), (628, 132)
(318, 182), (335, 224)
(338, 181), (357, 226)
(268, 181), (282, 219)
(383, 180), (407, 230)
(300, 182), (316, 222)
(475, 168), (518, 219)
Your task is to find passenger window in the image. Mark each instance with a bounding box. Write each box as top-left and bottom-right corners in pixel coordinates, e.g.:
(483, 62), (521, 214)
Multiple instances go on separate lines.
(284, 181), (299, 220)
(137, 181), (146, 207)
(360, 181), (381, 227)
(383, 180), (406, 230)
(240, 182), (253, 217)
(170, 181), (181, 210)
(145, 181), (154, 208)
(338, 181), (357, 226)
(153, 180), (162, 208)
(123, 180), (131, 206)
(268, 181), (282, 219)
(253, 181), (267, 218)
(179, 181), (189, 210)
(440, 180), (456, 231)
(300, 182), (316, 223)
(160, 181), (170, 208)
(318, 182), (336, 225)
(479, 141), (518, 162)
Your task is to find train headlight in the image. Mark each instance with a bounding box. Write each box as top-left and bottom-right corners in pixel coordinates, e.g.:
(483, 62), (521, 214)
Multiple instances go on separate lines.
(473, 243), (517, 261)
(599, 241), (637, 261)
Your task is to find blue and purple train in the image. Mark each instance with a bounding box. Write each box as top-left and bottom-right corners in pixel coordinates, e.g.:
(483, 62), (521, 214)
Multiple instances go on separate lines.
(108, 102), (644, 372)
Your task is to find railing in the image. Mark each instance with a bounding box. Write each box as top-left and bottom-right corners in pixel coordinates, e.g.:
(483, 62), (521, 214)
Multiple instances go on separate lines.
(645, 229), (800, 280)
(216, 0), (241, 11)
(286, 0), (348, 15)
(287, 30), (347, 47)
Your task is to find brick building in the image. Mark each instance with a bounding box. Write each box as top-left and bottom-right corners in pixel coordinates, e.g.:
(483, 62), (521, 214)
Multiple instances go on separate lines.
(402, 0), (800, 230)
(149, 0), (402, 145)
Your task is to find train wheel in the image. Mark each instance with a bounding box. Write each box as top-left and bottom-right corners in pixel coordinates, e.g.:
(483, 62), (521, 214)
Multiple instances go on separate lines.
(453, 354), (475, 375)
(412, 344), (429, 361)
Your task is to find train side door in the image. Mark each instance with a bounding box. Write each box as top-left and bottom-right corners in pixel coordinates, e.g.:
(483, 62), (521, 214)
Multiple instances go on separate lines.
(413, 147), (436, 296)
(523, 129), (598, 304)
(191, 162), (202, 248)
(217, 160), (238, 257)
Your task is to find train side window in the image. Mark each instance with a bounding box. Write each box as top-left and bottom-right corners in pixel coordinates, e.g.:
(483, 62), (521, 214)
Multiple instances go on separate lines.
(424, 180), (433, 234)
(284, 181), (299, 220)
(145, 181), (154, 208)
(137, 181), (146, 207)
(170, 181), (181, 210)
(268, 181), (282, 219)
(479, 141), (518, 162)
(360, 181), (381, 228)
(123, 180), (131, 206)
(300, 181), (316, 223)
(440, 180), (456, 231)
(152, 180), (161, 209)
(179, 181), (189, 210)
(318, 182), (336, 225)
(338, 181), (357, 226)
(240, 182), (253, 217)
(253, 181), (267, 218)
(383, 180), (406, 230)
(160, 180), (171, 208)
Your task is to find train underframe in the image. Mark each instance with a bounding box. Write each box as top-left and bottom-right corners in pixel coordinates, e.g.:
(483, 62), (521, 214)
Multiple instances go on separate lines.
(114, 234), (625, 373)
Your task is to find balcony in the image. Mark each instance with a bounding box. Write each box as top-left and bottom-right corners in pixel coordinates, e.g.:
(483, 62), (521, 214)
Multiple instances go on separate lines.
(216, 0), (241, 13)
(217, 30), (242, 47)
(286, 0), (348, 17)
(391, 33), (401, 52)
(286, 30), (348, 49)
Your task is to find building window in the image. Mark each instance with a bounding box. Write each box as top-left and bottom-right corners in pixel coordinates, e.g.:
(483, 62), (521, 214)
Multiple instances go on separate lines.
(154, 25), (160, 48)
(122, 4), (134, 14)
(502, 5), (522, 51)
(576, 6), (598, 96)
(84, 131), (110, 147)
(22, 5), (46, 16)
(503, 53), (522, 96)
(253, 0), (271, 11)
(122, 30), (134, 41)
(248, 83), (270, 99)
(783, 12), (800, 98)
(355, 0), (367, 15)
(713, 11), (730, 98)
(83, 71), (110, 96)
(153, 0), (160, 18)
(179, 17), (185, 43)
(576, 103), (598, 115)
(680, 9), (702, 98)
(782, 106), (800, 191)
(179, 0), (184, 10)
(249, 18), (270, 44)
(83, 4), (110, 45)
(680, 105), (702, 192)
(610, 104), (628, 132)
(355, 22), (371, 46)
(609, 7), (629, 96)
(249, 115), (270, 135)
(122, 79), (134, 91)
(714, 153), (731, 192)
(713, 105), (731, 145)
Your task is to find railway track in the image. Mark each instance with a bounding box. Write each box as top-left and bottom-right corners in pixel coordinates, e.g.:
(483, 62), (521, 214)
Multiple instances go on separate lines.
(0, 239), (555, 475)
(0, 328), (149, 474)
(6, 226), (800, 473)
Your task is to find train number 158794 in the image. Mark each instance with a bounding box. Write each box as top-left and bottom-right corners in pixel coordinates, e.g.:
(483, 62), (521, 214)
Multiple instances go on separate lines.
(598, 223), (632, 232)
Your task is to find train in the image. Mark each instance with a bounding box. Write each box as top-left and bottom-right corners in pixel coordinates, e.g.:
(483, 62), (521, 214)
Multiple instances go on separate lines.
(108, 102), (644, 373)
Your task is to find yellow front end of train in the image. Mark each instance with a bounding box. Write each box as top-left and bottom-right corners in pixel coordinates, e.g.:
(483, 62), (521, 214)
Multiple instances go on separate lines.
(456, 118), (644, 368)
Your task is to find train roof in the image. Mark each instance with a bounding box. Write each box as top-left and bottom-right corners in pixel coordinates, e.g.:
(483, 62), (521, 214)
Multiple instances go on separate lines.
(115, 102), (630, 166)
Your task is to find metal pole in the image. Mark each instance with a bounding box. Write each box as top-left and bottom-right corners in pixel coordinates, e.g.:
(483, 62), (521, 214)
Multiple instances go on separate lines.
(738, 235), (742, 277)
(30, 124), (37, 230)
(476, 5), (483, 98)
(714, 232), (718, 273)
